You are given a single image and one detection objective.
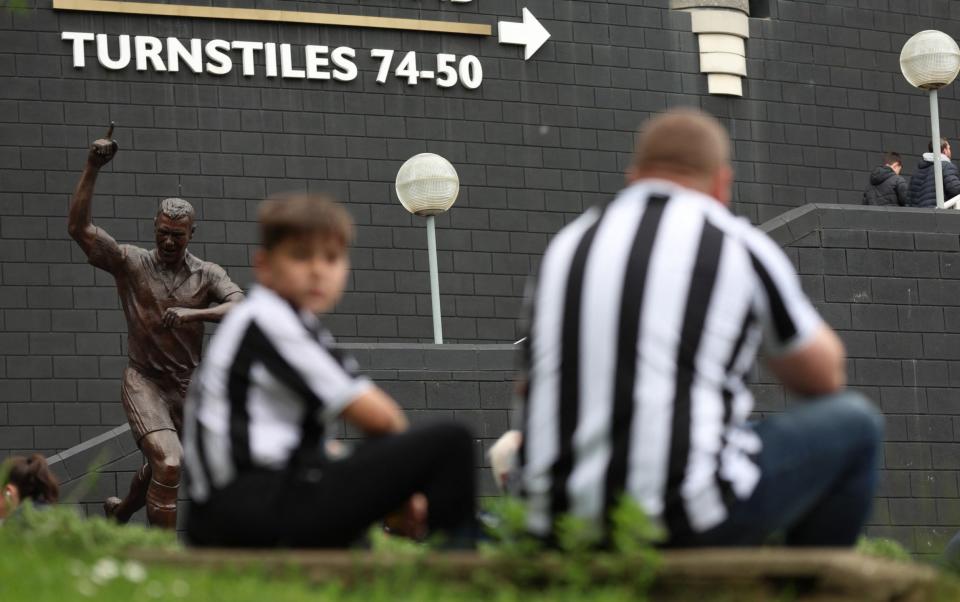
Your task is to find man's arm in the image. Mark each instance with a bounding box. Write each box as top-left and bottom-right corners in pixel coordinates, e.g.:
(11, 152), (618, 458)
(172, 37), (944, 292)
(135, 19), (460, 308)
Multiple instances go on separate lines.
(341, 386), (408, 436)
(746, 228), (845, 398)
(944, 164), (960, 199)
(895, 177), (909, 207)
(161, 266), (245, 328)
(68, 124), (123, 271)
(161, 292), (244, 328)
(766, 324), (846, 396)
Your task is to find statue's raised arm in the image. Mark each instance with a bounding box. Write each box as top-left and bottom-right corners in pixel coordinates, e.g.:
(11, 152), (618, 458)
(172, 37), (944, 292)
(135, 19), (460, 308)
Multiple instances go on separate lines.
(68, 123), (124, 273)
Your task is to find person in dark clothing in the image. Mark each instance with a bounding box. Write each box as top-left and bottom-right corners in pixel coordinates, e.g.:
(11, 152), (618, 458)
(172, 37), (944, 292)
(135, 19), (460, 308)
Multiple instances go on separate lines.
(862, 152), (908, 206)
(908, 138), (960, 207)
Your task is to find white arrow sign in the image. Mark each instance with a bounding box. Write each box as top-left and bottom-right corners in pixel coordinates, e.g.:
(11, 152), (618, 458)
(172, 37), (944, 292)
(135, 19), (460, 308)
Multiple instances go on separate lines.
(498, 7), (550, 60)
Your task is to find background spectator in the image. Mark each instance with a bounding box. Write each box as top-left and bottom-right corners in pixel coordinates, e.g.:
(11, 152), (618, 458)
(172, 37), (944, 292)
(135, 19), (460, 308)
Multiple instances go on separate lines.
(0, 454), (60, 522)
(863, 152), (908, 206)
(908, 138), (960, 207)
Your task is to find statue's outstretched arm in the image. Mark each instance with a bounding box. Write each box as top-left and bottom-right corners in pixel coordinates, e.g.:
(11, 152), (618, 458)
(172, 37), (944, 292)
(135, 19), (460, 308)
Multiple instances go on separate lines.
(68, 123), (123, 271)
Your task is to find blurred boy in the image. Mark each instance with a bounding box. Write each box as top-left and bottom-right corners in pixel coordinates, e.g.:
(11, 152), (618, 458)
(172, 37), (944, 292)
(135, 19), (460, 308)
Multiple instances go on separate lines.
(183, 193), (475, 547)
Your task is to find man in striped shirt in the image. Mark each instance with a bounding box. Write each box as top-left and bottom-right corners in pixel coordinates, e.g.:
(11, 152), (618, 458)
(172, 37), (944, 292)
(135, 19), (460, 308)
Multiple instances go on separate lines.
(512, 109), (883, 547)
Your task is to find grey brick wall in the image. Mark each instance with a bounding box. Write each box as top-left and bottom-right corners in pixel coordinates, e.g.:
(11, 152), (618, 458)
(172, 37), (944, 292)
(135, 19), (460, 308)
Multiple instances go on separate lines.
(45, 344), (518, 529)
(20, 205), (960, 558)
(4, 0), (960, 350)
(3, 0), (960, 556)
(764, 204), (960, 558)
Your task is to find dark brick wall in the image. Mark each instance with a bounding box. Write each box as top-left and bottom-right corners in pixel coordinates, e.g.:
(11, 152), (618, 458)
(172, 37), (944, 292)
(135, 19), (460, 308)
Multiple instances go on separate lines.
(25, 205), (960, 557)
(763, 204), (960, 558)
(4, 0), (960, 354)
(45, 344), (518, 528)
(2, 0), (960, 555)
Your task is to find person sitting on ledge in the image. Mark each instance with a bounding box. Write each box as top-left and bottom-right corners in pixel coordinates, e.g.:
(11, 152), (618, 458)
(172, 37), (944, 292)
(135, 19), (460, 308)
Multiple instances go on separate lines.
(183, 193), (476, 548)
(0, 455), (60, 524)
(495, 108), (883, 548)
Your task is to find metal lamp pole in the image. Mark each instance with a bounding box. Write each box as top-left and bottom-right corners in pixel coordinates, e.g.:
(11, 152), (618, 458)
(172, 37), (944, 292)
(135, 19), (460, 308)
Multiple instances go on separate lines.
(395, 153), (460, 345)
(900, 30), (960, 210)
(425, 215), (443, 343)
(930, 88), (945, 209)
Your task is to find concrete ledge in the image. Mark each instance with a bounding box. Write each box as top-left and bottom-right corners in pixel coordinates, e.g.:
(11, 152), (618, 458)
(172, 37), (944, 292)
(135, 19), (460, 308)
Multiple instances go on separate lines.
(46, 423), (132, 482)
(759, 204), (960, 246)
(45, 344), (519, 493)
(130, 547), (940, 601)
(698, 33), (745, 55)
(700, 52), (747, 76)
(689, 9), (750, 38)
(670, 0), (749, 13)
(707, 73), (743, 96)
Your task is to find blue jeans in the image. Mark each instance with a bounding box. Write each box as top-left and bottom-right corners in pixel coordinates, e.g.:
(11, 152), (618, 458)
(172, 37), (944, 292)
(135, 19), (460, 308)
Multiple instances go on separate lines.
(670, 390), (884, 547)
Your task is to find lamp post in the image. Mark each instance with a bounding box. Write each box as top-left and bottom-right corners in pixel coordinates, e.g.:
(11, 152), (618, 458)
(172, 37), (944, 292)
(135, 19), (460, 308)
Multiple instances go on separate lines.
(395, 153), (460, 344)
(900, 30), (960, 209)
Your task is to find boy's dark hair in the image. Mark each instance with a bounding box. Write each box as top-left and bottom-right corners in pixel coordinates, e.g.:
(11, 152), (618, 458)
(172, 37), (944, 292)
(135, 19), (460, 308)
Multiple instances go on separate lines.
(258, 193), (354, 250)
(928, 138), (949, 153)
(883, 152), (901, 166)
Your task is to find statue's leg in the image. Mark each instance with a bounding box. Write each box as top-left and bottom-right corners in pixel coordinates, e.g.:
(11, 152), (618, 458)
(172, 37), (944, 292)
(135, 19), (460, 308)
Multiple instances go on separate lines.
(116, 367), (182, 528)
(104, 463), (150, 523)
(106, 367), (159, 522)
(140, 429), (182, 529)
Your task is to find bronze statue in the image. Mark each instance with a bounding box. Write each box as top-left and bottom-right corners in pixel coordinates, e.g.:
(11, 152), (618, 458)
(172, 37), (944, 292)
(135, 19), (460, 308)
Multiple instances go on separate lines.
(68, 124), (244, 528)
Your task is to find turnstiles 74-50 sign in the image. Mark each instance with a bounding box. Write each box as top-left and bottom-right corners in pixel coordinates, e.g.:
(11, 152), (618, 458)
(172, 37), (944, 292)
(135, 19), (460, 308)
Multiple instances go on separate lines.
(55, 0), (550, 90)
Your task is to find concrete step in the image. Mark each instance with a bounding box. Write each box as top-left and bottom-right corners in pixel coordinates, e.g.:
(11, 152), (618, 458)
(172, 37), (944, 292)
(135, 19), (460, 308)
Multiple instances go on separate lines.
(131, 547), (943, 601)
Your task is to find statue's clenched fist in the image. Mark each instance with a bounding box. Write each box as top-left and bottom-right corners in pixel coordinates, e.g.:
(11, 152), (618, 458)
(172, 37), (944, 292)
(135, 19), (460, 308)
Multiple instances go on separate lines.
(88, 122), (119, 168)
(162, 307), (196, 329)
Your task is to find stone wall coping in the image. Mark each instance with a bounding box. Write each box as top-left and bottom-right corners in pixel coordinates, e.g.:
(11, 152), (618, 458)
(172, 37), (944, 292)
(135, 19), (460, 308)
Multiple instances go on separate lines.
(760, 204), (960, 246)
(336, 343), (517, 351)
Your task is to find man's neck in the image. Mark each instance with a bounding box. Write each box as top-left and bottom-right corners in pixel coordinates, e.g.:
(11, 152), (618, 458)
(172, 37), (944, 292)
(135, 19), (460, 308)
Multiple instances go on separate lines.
(632, 168), (711, 194)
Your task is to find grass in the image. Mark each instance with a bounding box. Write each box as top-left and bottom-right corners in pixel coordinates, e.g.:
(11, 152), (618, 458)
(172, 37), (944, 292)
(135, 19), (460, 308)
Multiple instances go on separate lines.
(0, 502), (659, 602)
(3, 502), (960, 601)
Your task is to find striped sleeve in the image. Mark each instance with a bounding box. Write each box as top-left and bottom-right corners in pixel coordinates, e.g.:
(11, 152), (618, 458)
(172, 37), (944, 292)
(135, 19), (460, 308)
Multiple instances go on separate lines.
(743, 230), (823, 357)
(254, 316), (372, 419)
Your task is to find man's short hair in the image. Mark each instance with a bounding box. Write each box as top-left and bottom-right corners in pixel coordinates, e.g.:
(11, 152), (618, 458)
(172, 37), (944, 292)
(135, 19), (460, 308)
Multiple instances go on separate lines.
(156, 198), (195, 223)
(884, 152), (902, 166)
(258, 193), (354, 251)
(928, 138), (949, 153)
(633, 108), (730, 177)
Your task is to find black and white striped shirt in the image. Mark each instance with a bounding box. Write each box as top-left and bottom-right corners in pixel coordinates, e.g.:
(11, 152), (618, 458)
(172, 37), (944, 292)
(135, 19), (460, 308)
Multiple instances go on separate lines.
(184, 285), (371, 503)
(519, 179), (822, 538)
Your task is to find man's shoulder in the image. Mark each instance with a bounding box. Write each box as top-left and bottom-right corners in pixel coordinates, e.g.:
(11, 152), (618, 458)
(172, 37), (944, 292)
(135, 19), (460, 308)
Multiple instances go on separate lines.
(188, 253), (233, 280)
(114, 243), (147, 267)
(184, 251), (217, 273)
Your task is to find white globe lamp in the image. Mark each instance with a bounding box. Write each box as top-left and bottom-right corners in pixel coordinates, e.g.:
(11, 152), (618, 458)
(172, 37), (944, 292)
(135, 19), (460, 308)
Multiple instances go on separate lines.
(900, 31), (960, 208)
(395, 153), (461, 343)
(396, 153), (460, 216)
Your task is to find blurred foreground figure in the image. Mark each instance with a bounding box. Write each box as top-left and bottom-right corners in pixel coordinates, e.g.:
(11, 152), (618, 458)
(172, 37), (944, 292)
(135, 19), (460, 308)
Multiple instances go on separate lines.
(68, 125), (244, 528)
(184, 194), (476, 548)
(0, 455), (60, 523)
(504, 108), (882, 547)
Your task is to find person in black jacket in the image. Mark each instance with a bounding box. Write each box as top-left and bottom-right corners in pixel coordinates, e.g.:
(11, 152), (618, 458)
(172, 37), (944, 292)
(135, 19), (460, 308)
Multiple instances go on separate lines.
(863, 152), (908, 206)
(908, 138), (960, 208)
